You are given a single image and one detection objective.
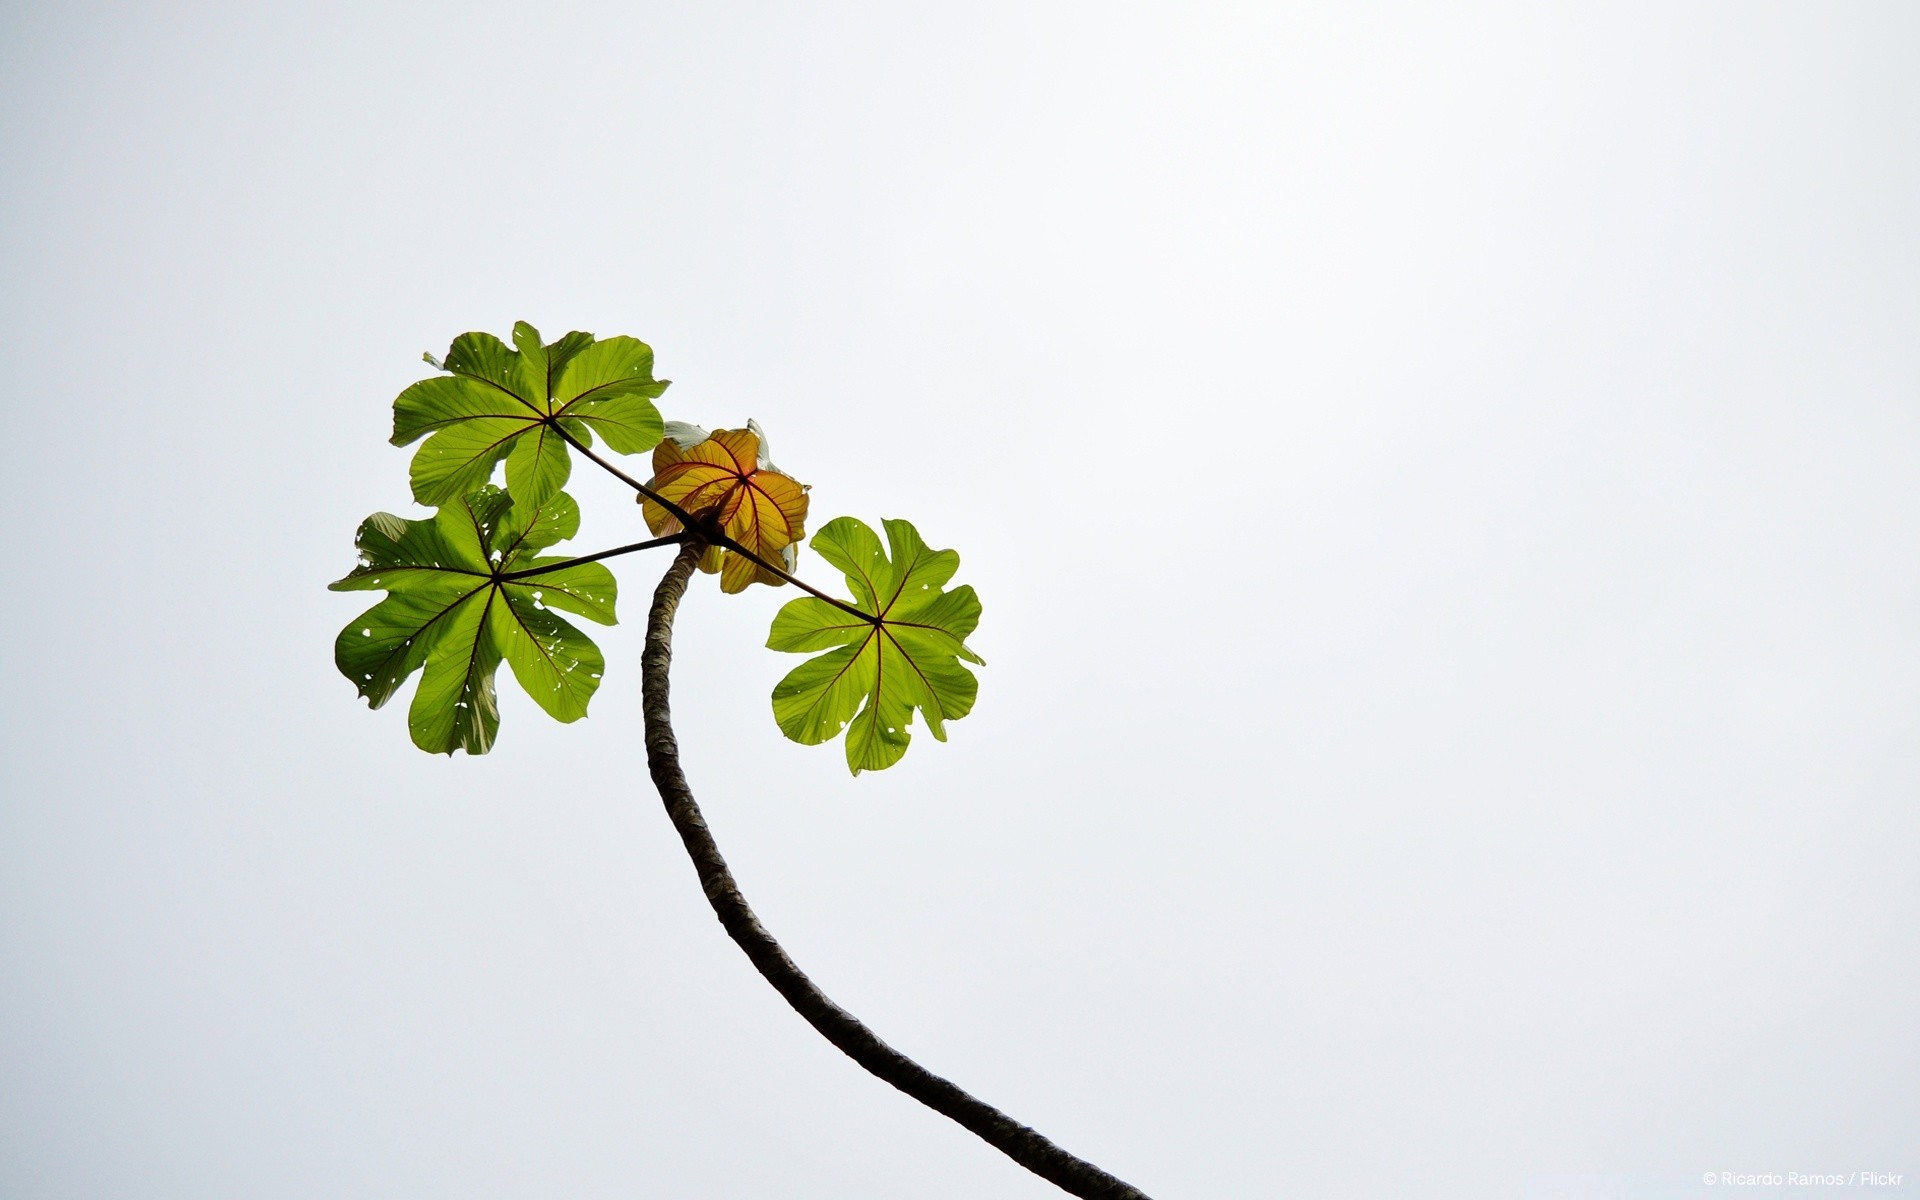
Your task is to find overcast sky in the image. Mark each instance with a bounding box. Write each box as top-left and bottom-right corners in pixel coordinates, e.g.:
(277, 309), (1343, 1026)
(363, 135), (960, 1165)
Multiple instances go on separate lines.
(2, 4), (1916, 1198)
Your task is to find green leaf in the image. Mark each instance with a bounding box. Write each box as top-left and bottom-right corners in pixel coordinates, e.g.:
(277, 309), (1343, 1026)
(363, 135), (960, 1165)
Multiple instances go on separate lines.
(331, 485), (619, 755)
(392, 323), (669, 509)
(767, 517), (983, 774)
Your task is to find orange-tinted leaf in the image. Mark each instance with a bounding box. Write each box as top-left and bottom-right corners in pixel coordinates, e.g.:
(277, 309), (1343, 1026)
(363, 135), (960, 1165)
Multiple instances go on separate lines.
(640, 425), (810, 592)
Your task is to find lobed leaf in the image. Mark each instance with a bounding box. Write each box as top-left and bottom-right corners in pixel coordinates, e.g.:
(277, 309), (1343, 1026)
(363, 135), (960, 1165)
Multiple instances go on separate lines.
(393, 322), (668, 509)
(330, 485), (619, 754)
(767, 517), (982, 774)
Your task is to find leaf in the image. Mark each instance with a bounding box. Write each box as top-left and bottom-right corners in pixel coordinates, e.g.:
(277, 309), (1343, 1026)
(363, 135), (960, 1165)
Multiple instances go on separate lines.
(331, 485), (618, 755)
(641, 423), (810, 593)
(393, 322), (668, 510)
(767, 517), (983, 774)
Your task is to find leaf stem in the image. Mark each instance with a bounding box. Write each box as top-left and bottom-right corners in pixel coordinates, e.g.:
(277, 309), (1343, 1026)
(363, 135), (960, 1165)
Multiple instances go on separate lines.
(551, 423), (689, 517)
(495, 532), (687, 582)
(704, 536), (877, 625)
(641, 543), (1153, 1200)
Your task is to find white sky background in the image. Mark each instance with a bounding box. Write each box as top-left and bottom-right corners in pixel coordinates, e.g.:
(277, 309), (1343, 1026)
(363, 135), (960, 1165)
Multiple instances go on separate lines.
(2, 3), (1916, 1197)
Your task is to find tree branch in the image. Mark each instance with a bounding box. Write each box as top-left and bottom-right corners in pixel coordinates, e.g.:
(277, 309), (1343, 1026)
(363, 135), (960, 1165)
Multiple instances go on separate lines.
(641, 540), (1153, 1200)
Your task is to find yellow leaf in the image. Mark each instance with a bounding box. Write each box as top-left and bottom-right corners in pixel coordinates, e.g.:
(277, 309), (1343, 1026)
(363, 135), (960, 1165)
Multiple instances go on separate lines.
(641, 426), (810, 592)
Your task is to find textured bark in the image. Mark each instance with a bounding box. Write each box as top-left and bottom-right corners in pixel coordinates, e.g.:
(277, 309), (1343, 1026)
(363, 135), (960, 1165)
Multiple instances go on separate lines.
(642, 540), (1153, 1200)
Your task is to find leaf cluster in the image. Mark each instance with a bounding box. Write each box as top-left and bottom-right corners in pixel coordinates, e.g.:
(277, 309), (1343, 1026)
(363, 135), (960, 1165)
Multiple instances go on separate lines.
(333, 322), (983, 771)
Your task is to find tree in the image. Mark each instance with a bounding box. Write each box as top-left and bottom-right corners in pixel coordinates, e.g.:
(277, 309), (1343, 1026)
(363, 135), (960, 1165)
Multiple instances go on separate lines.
(331, 323), (1151, 1199)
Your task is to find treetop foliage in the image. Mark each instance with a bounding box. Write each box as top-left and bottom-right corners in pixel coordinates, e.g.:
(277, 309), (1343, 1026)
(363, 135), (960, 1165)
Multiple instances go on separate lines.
(333, 323), (982, 771)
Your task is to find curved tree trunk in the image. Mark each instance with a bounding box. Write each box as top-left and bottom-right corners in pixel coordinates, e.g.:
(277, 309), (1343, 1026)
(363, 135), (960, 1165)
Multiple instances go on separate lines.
(641, 539), (1153, 1200)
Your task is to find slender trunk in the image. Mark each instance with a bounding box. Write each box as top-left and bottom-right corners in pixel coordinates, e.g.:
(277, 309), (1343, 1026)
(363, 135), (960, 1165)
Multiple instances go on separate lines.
(641, 540), (1153, 1200)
